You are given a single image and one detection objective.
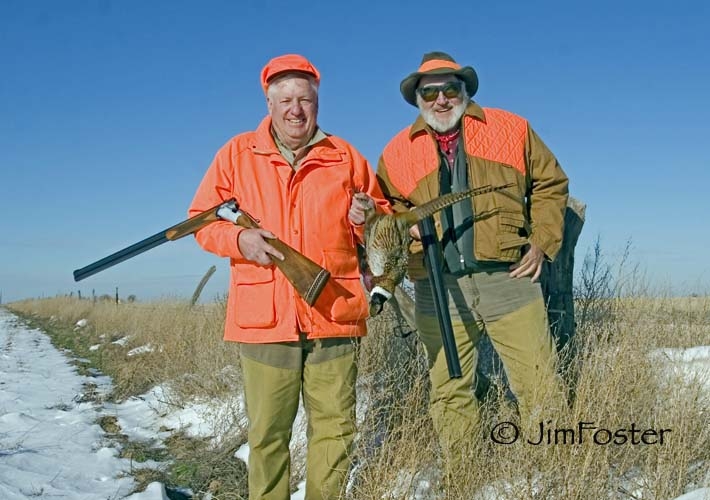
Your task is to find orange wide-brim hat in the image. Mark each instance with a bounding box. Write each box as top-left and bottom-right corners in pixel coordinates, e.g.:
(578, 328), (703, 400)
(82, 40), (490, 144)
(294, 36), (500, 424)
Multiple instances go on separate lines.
(400, 51), (478, 106)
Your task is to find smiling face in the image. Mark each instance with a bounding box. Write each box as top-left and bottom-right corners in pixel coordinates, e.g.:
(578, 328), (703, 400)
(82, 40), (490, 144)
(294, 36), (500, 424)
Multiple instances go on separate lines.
(416, 74), (468, 133)
(266, 73), (319, 150)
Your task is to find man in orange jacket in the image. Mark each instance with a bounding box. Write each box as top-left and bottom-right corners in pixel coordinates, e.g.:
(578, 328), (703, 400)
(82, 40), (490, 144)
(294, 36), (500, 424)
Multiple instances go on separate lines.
(189, 54), (388, 500)
(376, 51), (569, 464)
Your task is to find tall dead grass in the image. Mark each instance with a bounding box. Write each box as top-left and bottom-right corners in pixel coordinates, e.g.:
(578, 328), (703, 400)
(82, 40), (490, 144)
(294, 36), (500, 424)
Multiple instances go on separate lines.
(351, 291), (710, 500)
(6, 289), (709, 499)
(7, 296), (240, 404)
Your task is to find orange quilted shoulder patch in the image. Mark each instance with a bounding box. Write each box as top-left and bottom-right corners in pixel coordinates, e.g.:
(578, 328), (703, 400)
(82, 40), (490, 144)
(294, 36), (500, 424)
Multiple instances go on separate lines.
(382, 127), (439, 197)
(463, 108), (528, 174)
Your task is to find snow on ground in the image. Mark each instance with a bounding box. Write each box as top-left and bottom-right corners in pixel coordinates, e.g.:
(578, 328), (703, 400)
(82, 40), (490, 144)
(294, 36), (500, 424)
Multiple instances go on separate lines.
(0, 307), (708, 499)
(0, 308), (306, 499)
(0, 309), (137, 499)
(651, 345), (710, 393)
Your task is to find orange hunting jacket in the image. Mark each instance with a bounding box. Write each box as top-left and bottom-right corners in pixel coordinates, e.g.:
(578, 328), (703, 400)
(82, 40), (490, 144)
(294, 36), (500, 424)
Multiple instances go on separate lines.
(189, 116), (388, 343)
(377, 102), (569, 274)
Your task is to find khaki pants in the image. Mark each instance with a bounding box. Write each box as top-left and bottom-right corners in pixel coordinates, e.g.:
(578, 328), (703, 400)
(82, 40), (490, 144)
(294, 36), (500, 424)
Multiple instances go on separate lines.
(415, 270), (564, 457)
(240, 337), (358, 500)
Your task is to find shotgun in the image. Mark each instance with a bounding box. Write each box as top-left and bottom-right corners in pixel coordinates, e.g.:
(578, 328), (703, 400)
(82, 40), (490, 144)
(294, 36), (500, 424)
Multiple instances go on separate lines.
(72, 199), (331, 306)
(418, 216), (462, 379)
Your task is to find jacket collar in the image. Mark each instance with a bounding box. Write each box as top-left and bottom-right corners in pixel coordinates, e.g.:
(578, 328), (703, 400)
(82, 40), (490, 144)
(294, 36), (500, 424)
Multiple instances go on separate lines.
(250, 116), (344, 162)
(408, 101), (486, 139)
(252, 116), (334, 152)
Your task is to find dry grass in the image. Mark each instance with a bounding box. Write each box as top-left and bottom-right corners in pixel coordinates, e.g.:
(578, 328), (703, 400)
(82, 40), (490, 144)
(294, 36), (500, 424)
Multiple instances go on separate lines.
(350, 293), (710, 500)
(8, 296), (238, 401)
(6, 292), (710, 499)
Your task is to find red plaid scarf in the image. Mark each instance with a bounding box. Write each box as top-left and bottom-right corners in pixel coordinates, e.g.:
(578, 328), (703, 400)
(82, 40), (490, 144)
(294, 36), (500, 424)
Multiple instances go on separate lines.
(433, 128), (460, 167)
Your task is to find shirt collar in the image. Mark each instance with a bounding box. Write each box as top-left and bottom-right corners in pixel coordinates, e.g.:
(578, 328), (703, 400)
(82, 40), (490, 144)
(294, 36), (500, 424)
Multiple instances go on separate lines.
(272, 127), (328, 166)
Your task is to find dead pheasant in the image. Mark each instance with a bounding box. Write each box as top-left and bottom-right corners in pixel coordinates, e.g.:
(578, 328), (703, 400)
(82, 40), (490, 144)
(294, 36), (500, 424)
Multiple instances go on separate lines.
(362, 183), (514, 316)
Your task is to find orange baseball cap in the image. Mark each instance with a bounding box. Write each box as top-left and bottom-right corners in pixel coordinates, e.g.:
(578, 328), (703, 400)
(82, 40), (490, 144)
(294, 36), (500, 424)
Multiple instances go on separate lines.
(260, 54), (321, 93)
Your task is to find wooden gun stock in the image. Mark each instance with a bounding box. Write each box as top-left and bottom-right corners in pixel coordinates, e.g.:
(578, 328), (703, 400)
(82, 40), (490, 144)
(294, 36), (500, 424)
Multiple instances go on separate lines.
(73, 199), (330, 306)
(218, 206), (330, 306)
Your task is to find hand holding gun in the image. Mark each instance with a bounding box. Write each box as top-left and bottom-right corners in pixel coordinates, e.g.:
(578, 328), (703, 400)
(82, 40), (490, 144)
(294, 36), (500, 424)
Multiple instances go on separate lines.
(237, 228), (286, 266)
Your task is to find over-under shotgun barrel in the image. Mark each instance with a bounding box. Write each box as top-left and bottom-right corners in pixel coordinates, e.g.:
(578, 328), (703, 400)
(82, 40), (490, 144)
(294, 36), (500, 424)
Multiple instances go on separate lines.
(72, 200), (227, 282)
(419, 216), (462, 379)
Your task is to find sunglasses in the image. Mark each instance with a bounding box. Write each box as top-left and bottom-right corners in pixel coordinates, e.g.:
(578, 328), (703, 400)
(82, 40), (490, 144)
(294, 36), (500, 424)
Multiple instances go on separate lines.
(417, 81), (463, 102)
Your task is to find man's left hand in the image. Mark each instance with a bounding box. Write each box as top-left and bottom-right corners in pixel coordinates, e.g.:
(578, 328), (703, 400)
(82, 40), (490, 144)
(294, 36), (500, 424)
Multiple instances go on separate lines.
(509, 243), (545, 282)
(349, 192), (374, 225)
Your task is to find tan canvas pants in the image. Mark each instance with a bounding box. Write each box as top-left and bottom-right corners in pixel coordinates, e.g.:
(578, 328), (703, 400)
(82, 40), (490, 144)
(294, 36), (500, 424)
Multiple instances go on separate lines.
(415, 270), (564, 457)
(239, 337), (358, 500)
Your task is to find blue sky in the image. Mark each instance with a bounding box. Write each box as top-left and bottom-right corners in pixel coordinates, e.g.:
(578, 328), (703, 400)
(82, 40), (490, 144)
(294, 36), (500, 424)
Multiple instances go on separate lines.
(1, 0), (708, 303)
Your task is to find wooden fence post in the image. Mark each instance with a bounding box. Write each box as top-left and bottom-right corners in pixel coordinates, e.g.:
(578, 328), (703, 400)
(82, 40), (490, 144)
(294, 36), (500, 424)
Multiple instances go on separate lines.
(191, 265), (217, 306)
(540, 197), (587, 351)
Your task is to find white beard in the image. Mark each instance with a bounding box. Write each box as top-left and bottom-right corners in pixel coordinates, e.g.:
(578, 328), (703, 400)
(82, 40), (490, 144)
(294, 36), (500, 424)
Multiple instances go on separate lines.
(418, 98), (468, 133)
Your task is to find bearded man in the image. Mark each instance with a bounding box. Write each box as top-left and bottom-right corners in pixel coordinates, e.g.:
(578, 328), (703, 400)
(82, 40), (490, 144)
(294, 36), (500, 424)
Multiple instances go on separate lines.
(375, 51), (570, 462)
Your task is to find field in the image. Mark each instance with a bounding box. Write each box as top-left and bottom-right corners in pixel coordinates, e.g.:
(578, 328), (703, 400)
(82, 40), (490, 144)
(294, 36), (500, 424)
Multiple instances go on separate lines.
(6, 290), (710, 499)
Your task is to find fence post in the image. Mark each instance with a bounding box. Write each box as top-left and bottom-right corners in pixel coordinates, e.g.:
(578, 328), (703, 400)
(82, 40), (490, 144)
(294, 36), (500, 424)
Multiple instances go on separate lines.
(191, 265), (217, 306)
(540, 197), (587, 351)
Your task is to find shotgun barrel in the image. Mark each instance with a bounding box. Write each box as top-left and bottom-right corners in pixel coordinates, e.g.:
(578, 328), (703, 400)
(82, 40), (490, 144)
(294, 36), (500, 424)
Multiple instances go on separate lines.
(73, 231), (169, 282)
(418, 216), (462, 379)
(73, 200), (227, 282)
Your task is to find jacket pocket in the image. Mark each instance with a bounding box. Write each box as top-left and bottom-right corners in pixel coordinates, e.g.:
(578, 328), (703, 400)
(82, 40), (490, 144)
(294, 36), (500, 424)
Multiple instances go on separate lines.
(497, 212), (529, 258)
(233, 265), (276, 328)
(318, 249), (368, 322)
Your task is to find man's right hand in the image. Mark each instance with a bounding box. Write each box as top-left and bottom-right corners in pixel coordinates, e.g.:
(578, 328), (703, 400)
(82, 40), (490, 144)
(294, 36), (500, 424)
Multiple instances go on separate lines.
(237, 228), (285, 265)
